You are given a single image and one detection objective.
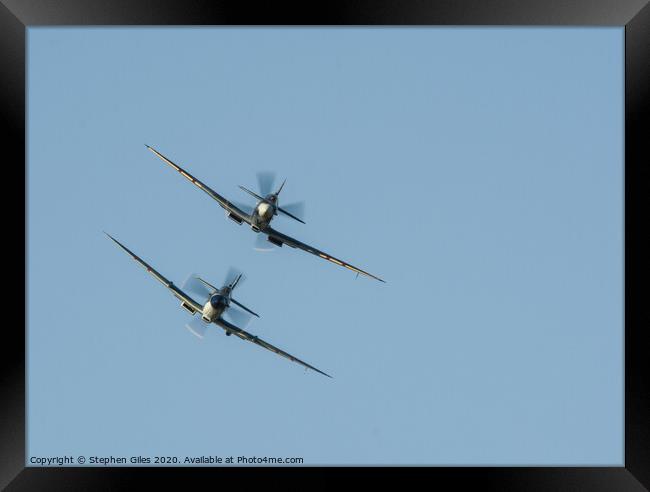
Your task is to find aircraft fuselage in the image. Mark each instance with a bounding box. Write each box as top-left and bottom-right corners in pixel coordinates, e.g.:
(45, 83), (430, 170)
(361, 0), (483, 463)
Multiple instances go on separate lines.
(251, 195), (278, 231)
(202, 293), (229, 322)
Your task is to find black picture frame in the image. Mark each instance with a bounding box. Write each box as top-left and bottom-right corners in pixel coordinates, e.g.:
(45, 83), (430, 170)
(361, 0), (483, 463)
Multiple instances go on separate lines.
(5, 1), (648, 489)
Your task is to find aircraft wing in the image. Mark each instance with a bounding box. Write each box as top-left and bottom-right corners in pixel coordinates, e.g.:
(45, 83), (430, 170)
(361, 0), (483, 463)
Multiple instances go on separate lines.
(216, 318), (332, 378)
(105, 232), (203, 313)
(146, 145), (253, 225)
(264, 227), (385, 283)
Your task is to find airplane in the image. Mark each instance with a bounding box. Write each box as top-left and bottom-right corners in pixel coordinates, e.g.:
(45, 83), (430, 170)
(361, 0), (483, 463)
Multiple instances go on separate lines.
(145, 145), (385, 283)
(104, 232), (331, 378)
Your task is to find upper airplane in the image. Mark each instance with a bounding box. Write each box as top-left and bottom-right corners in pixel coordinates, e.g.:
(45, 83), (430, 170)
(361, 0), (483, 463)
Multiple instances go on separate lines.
(145, 145), (385, 283)
(105, 232), (331, 378)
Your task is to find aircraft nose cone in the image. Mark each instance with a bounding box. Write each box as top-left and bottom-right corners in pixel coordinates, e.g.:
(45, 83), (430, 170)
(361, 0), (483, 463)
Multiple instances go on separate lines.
(210, 295), (224, 309)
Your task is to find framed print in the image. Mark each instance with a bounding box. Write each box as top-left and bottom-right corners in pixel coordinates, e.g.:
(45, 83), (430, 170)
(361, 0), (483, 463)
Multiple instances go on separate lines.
(4, 0), (649, 489)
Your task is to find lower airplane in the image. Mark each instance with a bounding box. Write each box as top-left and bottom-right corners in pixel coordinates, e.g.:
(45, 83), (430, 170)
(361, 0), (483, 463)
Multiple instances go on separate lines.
(104, 232), (331, 378)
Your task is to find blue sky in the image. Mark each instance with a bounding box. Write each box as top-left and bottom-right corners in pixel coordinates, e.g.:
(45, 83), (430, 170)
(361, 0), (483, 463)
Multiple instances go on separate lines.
(27, 27), (623, 465)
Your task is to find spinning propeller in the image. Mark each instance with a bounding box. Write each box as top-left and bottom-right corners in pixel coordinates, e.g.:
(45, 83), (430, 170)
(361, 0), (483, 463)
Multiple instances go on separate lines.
(240, 171), (306, 224)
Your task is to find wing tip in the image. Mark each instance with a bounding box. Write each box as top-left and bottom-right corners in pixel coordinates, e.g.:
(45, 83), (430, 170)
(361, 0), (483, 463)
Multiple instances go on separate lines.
(368, 271), (386, 283)
(104, 232), (135, 258)
(311, 367), (333, 378)
(361, 271), (386, 283)
(310, 364), (333, 378)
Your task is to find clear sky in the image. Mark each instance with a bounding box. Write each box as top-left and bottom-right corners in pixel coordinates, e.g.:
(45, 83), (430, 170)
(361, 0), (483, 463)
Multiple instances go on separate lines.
(27, 27), (623, 465)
